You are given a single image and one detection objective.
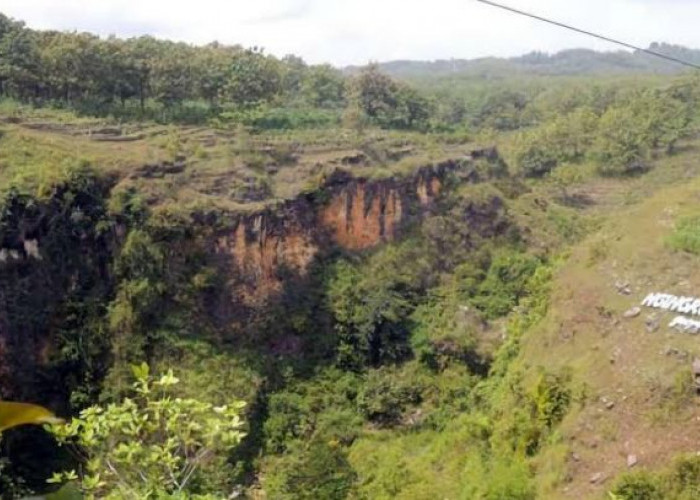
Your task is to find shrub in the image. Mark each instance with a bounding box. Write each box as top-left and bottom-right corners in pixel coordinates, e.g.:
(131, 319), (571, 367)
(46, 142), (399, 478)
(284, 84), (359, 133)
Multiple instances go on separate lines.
(264, 439), (357, 500)
(611, 471), (664, 500)
(531, 370), (572, 429)
(591, 107), (650, 176)
(472, 251), (541, 319)
(48, 364), (246, 498)
(357, 367), (423, 425)
(668, 216), (700, 255)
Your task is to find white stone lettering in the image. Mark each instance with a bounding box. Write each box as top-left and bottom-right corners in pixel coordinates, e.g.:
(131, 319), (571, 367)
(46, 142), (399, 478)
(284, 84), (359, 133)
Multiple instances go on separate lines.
(669, 315), (700, 334)
(642, 293), (661, 307)
(641, 292), (700, 318)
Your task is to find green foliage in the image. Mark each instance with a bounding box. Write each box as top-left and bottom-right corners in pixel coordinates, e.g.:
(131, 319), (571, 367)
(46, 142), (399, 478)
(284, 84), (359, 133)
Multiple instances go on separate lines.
(610, 455), (700, 500)
(326, 243), (429, 369)
(263, 439), (357, 500)
(357, 367), (422, 425)
(531, 369), (572, 429)
(513, 108), (598, 177)
(667, 215), (700, 255)
(481, 459), (536, 500)
(410, 267), (485, 373)
(262, 368), (362, 497)
(48, 364), (246, 498)
(472, 250), (541, 319)
(346, 64), (433, 131)
(476, 90), (530, 131)
(591, 106), (651, 176)
(611, 471), (665, 500)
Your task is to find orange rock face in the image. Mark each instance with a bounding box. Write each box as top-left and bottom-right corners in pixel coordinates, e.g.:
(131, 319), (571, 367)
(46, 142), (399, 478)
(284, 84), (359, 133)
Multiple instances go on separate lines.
(216, 215), (318, 306)
(319, 181), (405, 250)
(216, 161), (458, 307)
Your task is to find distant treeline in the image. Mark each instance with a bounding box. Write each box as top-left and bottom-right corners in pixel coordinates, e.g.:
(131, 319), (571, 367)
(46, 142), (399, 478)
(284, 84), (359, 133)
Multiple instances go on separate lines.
(2, 11), (700, 141)
(0, 13), (437, 130)
(363, 43), (700, 79)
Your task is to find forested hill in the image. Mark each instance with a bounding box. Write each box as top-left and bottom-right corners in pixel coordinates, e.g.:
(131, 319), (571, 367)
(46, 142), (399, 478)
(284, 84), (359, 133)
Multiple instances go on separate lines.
(353, 43), (700, 79)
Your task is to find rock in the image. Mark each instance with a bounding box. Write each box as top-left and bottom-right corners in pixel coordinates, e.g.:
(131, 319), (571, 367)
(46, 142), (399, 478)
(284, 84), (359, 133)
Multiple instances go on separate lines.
(627, 454), (638, 468)
(645, 315), (660, 333)
(615, 281), (632, 295)
(571, 452), (581, 462)
(600, 396), (615, 410)
(590, 472), (605, 484)
(623, 307), (641, 318)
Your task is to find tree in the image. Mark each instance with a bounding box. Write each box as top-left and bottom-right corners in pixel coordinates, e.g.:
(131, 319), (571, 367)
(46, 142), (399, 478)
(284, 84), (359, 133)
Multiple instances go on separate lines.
(513, 107), (598, 177)
(475, 90), (529, 131)
(0, 21), (41, 100)
(347, 63), (398, 124)
(346, 64), (432, 130)
(192, 43), (233, 108)
(48, 364), (246, 498)
(301, 64), (346, 108)
(149, 42), (196, 109)
(389, 83), (433, 130)
(223, 48), (281, 107)
(279, 54), (307, 100)
(591, 106), (650, 176)
(630, 89), (691, 154)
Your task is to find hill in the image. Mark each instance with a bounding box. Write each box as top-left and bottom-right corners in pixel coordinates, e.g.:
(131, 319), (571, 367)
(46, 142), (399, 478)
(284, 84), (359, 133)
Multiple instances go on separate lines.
(353, 43), (700, 80)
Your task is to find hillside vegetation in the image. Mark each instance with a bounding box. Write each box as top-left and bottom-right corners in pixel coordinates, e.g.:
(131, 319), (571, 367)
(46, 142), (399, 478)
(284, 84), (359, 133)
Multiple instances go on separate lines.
(3, 11), (700, 500)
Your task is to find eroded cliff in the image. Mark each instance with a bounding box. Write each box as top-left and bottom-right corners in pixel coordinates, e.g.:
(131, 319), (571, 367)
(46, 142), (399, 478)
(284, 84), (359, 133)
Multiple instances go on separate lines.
(0, 150), (502, 400)
(213, 158), (477, 308)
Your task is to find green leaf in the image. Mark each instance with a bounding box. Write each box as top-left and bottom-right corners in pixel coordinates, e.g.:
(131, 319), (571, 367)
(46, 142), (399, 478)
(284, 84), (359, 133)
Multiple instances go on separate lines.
(0, 401), (63, 432)
(130, 362), (150, 381)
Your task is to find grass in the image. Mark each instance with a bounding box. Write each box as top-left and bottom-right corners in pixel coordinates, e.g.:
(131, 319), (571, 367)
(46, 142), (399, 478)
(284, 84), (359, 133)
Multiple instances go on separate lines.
(507, 137), (700, 498)
(667, 215), (700, 254)
(0, 108), (477, 215)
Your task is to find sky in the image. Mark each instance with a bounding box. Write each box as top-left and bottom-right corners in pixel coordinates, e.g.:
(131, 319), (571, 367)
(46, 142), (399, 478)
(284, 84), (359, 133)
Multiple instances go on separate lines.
(0, 0), (699, 66)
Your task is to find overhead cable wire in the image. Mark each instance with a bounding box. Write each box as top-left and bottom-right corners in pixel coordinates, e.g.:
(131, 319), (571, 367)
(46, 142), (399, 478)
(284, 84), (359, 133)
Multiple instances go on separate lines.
(475, 0), (700, 71)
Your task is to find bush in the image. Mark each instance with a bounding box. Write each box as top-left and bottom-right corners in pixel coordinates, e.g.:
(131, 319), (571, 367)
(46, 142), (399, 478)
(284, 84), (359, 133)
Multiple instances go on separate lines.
(513, 108), (598, 178)
(326, 244), (429, 369)
(264, 439), (357, 500)
(611, 471), (664, 500)
(591, 107), (650, 176)
(531, 369), (572, 429)
(667, 216), (700, 255)
(48, 364), (246, 498)
(357, 367), (423, 425)
(472, 251), (541, 319)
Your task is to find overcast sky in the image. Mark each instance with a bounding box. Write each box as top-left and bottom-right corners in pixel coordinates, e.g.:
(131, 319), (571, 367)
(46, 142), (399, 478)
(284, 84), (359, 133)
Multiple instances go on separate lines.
(0, 0), (697, 66)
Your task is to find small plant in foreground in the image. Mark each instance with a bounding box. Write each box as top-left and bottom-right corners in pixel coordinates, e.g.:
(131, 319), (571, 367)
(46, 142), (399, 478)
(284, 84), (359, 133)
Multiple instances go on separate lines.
(47, 363), (246, 499)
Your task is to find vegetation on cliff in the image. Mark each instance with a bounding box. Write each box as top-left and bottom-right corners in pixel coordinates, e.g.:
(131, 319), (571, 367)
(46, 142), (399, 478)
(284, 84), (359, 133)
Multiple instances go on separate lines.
(4, 10), (700, 500)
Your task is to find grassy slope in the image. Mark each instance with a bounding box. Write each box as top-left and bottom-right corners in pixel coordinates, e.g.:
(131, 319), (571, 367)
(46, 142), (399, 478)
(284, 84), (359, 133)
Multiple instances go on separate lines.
(334, 140), (700, 500)
(517, 142), (700, 498)
(0, 109), (472, 216)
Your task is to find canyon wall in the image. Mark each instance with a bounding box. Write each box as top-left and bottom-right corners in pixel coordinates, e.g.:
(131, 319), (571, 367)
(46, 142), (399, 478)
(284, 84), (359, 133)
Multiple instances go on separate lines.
(213, 158), (474, 308)
(0, 152), (498, 400)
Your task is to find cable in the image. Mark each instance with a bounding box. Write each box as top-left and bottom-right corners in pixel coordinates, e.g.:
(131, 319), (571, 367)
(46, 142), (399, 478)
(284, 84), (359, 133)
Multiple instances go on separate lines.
(475, 0), (700, 71)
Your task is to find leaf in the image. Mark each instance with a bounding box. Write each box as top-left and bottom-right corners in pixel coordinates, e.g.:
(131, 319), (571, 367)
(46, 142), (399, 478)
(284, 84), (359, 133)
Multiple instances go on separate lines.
(0, 401), (63, 432)
(46, 482), (83, 499)
(130, 361), (150, 381)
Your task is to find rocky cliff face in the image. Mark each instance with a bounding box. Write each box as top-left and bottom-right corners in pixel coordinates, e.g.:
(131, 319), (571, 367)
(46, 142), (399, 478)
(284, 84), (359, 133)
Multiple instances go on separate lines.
(213, 159), (474, 309)
(0, 151), (499, 400)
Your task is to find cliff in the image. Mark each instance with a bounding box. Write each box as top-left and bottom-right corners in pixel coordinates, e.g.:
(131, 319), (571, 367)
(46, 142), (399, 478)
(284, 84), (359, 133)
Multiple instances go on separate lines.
(213, 158), (480, 309)
(0, 150), (500, 401)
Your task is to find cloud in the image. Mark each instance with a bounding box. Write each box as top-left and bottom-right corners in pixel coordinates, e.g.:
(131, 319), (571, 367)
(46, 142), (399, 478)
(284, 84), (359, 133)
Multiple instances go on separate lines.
(244, 0), (314, 25)
(0, 0), (699, 66)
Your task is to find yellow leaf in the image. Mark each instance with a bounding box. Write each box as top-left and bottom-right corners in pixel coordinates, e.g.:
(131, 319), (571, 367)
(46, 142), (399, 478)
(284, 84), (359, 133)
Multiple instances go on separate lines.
(0, 401), (63, 432)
